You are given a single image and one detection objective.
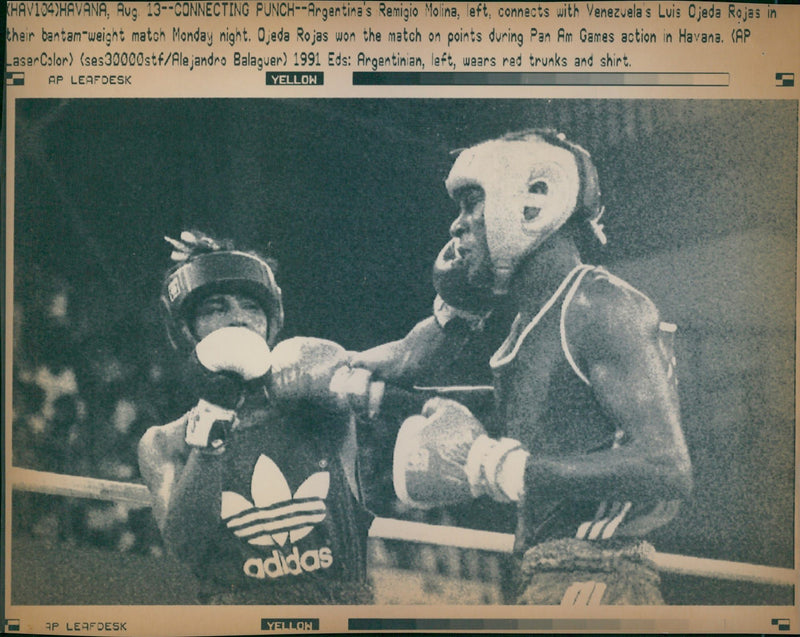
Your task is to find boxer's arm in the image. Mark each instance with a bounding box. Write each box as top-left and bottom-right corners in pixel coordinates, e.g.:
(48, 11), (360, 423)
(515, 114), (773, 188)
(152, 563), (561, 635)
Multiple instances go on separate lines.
(521, 276), (693, 503)
(161, 448), (224, 562)
(137, 399), (235, 548)
(138, 417), (191, 533)
(353, 235), (495, 384)
(350, 315), (466, 383)
(138, 413), (225, 560)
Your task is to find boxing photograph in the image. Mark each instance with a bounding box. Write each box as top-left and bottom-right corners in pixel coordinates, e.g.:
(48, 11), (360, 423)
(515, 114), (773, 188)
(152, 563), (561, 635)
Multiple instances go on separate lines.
(9, 98), (795, 608)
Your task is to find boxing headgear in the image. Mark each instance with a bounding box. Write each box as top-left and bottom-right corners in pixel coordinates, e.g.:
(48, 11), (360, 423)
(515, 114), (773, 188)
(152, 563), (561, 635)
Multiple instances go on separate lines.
(445, 129), (604, 294)
(161, 239), (284, 351)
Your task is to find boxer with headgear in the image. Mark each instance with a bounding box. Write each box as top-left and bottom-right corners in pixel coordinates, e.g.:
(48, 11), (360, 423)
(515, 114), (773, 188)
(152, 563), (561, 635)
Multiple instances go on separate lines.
(138, 231), (376, 605)
(370, 129), (693, 604)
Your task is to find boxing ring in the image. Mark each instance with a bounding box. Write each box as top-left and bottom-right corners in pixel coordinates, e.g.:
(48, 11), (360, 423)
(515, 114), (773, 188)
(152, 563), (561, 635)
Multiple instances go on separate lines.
(10, 467), (796, 588)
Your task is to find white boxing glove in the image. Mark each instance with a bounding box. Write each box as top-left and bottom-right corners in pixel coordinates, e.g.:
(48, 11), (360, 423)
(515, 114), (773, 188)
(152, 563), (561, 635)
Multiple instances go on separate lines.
(195, 326), (272, 381)
(393, 397), (528, 508)
(268, 337), (386, 416)
(268, 337), (349, 405)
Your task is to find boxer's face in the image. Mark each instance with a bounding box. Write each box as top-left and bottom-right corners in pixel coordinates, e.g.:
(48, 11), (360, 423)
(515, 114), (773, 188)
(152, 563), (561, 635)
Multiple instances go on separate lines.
(192, 292), (268, 341)
(448, 185), (494, 290)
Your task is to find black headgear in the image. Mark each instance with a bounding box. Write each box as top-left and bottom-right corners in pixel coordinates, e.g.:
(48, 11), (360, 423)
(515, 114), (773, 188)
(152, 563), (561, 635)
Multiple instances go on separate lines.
(160, 232), (284, 351)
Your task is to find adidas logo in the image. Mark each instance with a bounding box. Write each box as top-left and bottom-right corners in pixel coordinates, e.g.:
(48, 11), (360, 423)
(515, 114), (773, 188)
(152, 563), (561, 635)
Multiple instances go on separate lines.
(221, 454), (329, 547)
(244, 546), (333, 579)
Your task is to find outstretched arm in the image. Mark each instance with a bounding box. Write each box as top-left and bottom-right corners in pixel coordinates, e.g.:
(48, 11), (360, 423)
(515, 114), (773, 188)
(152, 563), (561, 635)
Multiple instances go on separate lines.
(353, 234), (495, 384)
(350, 316), (453, 383)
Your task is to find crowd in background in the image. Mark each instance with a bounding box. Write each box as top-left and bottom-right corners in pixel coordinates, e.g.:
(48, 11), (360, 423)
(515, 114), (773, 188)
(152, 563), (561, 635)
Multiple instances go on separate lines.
(12, 280), (170, 556)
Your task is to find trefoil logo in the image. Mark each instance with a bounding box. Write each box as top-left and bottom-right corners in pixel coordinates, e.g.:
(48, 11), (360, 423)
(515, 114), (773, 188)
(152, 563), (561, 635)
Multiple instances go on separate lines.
(221, 454), (329, 547)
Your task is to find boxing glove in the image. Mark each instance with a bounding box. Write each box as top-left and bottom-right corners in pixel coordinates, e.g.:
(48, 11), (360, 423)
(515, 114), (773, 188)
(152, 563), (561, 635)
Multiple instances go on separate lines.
(184, 326), (272, 409)
(194, 326), (272, 380)
(268, 337), (385, 416)
(393, 397), (526, 508)
(432, 238), (494, 328)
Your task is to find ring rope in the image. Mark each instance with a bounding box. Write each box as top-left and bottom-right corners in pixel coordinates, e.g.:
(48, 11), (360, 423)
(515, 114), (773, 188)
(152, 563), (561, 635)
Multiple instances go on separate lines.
(10, 467), (796, 587)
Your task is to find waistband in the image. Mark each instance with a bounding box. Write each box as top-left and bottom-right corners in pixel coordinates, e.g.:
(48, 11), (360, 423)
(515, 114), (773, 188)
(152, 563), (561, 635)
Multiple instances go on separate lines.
(519, 537), (658, 576)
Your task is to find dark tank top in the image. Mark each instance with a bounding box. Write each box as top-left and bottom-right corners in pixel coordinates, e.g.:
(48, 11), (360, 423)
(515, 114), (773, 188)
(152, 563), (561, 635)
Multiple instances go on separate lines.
(490, 265), (680, 549)
(189, 400), (373, 603)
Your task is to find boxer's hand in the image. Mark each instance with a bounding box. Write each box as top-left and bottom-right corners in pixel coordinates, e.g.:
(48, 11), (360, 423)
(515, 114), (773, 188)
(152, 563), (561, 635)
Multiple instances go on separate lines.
(329, 365), (385, 418)
(185, 326), (272, 409)
(268, 337), (349, 406)
(195, 326), (272, 381)
(393, 397), (487, 508)
(393, 397), (525, 507)
(268, 337), (387, 416)
(184, 399), (238, 454)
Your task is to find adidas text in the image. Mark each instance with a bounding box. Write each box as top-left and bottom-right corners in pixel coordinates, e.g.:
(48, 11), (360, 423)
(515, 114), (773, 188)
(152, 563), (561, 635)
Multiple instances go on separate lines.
(244, 546), (333, 579)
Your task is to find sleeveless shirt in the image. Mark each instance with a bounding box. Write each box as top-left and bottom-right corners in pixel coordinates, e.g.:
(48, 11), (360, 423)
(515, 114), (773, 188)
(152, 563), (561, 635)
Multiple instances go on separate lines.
(489, 265), (680, 549)
(173, 398), (373, 604)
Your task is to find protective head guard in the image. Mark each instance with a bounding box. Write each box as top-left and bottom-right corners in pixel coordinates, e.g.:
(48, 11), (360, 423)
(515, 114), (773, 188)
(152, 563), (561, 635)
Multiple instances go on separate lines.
(445, 129), (604, 294)
(161, 231), (284, 351)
